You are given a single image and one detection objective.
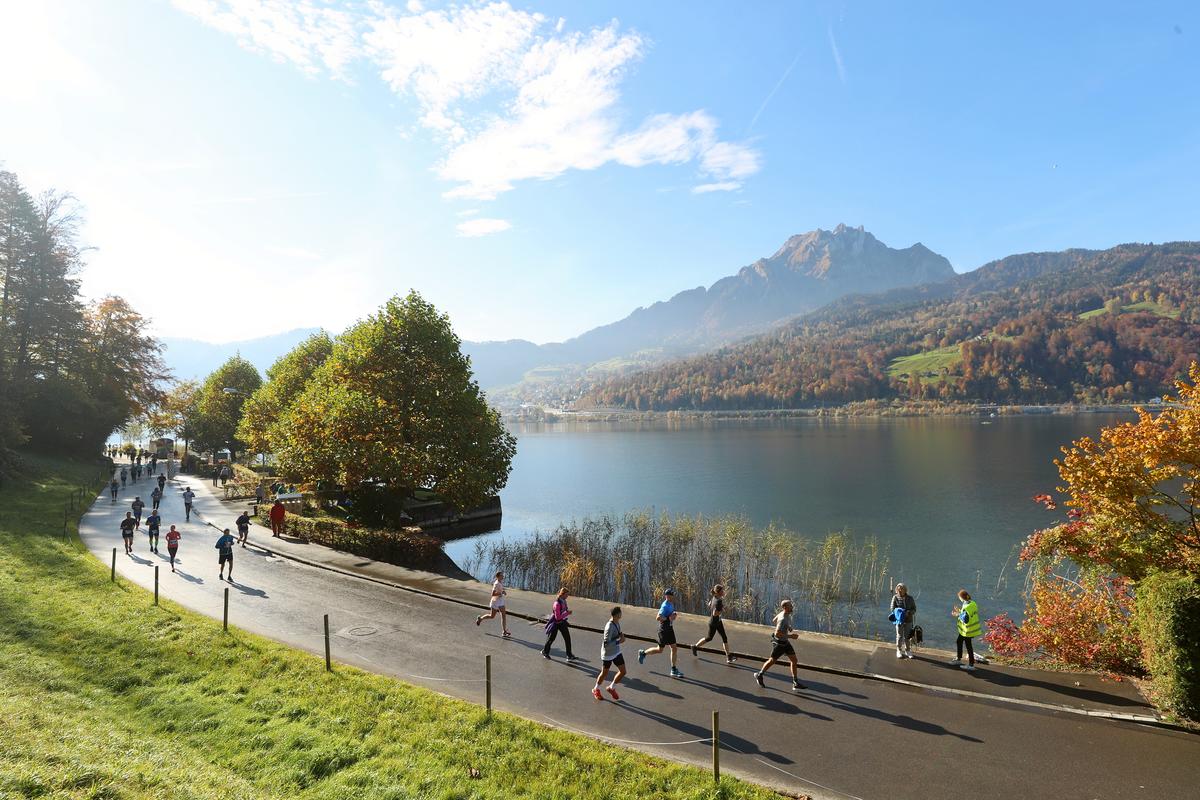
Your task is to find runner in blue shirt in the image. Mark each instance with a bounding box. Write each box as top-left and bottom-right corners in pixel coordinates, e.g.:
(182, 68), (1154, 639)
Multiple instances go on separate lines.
(637, 588), (684, 678)
(215, 528), (236, 582)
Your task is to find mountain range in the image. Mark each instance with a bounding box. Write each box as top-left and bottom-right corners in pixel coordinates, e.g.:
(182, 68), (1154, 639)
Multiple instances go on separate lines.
(161, 225), (956, 393)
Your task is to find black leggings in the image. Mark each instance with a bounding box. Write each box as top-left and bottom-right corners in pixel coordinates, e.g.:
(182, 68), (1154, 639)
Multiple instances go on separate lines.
(543, 621), (573, 657)
(702, 616), (727, 644)
(957, 635), (975, 666)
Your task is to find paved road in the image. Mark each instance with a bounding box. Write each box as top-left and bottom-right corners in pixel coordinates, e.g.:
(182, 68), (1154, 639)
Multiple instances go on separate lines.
(81, 467), (1200, 800)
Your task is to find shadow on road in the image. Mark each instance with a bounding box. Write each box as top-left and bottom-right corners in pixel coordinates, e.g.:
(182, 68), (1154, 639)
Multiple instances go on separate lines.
(616, 700), (794, 766)
(228, 580), (267, 598)
(803, 692), (984, 742)
(677, 673), (834, 719)
(925, 660), (1146, 709)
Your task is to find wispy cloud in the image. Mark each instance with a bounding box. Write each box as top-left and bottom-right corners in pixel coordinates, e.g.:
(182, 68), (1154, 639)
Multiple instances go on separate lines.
(174, 1), (762, 200)
(827, 25), (846, 85)
(692, 181), (741, 194)
(748, 49), (802, 132)
(456, 217), (512, 237)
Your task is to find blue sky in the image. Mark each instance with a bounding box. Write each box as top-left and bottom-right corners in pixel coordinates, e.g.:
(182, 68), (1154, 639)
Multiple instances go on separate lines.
(0, 1), (1196, 344)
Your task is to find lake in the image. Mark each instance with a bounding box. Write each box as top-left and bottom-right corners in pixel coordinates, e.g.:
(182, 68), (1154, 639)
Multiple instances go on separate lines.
(445, 413), (1131, 644)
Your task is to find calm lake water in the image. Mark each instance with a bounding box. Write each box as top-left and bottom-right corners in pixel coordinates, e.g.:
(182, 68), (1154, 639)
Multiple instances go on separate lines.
(445, 413), (1131, 644)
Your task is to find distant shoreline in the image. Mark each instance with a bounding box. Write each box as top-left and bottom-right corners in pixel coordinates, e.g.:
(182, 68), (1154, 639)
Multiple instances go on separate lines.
(504, 401), (1161, 422)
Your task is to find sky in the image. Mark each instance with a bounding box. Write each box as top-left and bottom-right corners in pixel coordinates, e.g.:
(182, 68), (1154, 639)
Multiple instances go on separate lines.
(0, 1), (1197, 345)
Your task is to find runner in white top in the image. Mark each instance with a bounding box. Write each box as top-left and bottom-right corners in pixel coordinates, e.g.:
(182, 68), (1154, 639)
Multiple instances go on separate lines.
(475, 571), (512, 637)
(592, 606), (626, 701)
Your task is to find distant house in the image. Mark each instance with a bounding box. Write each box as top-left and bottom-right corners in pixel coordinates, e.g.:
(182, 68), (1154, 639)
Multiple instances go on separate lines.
(150, 437), (174, 457)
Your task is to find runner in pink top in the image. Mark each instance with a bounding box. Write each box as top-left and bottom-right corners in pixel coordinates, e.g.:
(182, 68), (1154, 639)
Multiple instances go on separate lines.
(165, 525), (181, 572)
(541, 587), (575, 661)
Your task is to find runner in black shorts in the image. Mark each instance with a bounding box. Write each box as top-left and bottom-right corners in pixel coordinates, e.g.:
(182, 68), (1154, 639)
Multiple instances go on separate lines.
(637, 587), (683, 678)
(215, 528), (235, 581)
(692, 583), (736, 663)
(593, 606), (627, 701)
(235, 511), (251, 547)
(754, 598), (804, 691)
(145, 510), (161, 553)
(119, 512), (136, 554)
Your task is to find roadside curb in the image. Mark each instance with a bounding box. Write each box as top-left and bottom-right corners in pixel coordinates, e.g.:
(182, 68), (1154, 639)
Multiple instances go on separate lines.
(200, 519), (1183, 733)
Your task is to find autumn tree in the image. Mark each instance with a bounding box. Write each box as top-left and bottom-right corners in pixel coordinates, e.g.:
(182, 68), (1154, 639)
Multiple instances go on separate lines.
(275, 292), (516, 516)
(237, 331), (332, 457)
(189, 356), (262, 460)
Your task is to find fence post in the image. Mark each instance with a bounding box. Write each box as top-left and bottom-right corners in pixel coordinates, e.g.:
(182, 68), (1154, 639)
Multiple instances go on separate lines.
(223, 587), (229, 632)
(486, 654), (492, 715)
(712, 710), (720, 783)
(111, 548), (116, 581)
(324, 614), (332, 671)
(154, 566), (159, 606)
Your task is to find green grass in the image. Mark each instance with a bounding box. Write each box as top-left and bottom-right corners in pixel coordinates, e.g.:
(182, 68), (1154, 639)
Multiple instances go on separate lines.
(887, 343), (963, 383)
(0, 453), (780, 800)
(1079, 300), (1179, 319)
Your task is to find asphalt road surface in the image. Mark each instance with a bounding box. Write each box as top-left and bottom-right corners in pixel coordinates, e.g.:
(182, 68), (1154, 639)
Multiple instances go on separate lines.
(81, 469), (1200, 800)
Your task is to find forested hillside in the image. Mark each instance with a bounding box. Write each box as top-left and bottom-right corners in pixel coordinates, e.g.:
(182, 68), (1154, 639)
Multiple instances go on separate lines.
(585, 243), (1200, 410)
(0, 167), (162, 467)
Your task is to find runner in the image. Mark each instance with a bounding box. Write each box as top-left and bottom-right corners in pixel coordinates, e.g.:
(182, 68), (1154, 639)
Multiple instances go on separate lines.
(475, 571), (511, 637)
(119, 512), (136, 554)
(215, 528), (235, 581)
(145, 509), (161, 553)
(130, 496), (145, 527)
(541, 587), (575, 661)
(119, 466), (128, 488)
(592, 606), (627, 701)
(150, 486), (162, 511)
(268, 499), (286, 537)
(753, 599), (805, 691)
(637, 587), (684, 678)
(234, 510), (251, 547)
(156, 473), (166, 493)
(692, 583), (736, 663)
(165, 525), (181, 572)
(109, 476), (119, 501)
(182, 487), (195, 522)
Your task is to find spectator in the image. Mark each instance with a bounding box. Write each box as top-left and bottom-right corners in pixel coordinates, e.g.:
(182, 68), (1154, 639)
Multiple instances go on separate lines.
(269, 499), (287, 537)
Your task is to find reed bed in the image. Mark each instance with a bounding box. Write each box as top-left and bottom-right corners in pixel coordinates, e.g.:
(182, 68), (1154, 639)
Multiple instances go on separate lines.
(466, 511), (892, 638)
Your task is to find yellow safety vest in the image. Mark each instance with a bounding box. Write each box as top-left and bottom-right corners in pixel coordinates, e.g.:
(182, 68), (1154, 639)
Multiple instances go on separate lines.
(957, 600), (982, 638)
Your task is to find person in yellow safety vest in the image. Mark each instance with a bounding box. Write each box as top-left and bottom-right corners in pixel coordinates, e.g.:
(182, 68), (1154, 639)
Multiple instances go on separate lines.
(951, 589), (982, 671)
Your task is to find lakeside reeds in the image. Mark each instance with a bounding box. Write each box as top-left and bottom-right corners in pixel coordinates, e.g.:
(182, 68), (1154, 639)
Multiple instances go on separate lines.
(465, 511), (891, 638)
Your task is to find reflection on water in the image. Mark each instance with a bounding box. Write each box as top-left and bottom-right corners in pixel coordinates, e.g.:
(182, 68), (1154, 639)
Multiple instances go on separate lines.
(445, 413), (1131, 645)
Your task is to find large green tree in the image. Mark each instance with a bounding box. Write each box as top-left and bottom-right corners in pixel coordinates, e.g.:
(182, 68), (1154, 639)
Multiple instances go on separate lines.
(190, 356), (262, 460)
(276, 292), (515, 512)
(237, 331), (333, 456)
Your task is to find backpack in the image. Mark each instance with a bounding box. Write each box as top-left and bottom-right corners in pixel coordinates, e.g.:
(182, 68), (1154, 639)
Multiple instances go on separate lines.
(908, 625), (923, 645)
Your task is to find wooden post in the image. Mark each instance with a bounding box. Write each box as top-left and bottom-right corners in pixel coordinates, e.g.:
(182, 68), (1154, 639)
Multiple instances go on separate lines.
(111, 548), (116, 581)
(154, 566), (159, 606)
(324, 614), (332, 671)
(485, 654), (492, 715)
(223, 587), (229, 632)
(712, 710), (720, 783)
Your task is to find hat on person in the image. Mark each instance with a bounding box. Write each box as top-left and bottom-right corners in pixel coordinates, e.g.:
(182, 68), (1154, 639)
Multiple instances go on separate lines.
(664, 587), (675, 595)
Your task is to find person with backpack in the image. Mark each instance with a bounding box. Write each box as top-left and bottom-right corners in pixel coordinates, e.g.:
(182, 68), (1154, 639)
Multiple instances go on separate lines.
(475, 571), (511, 637)
(215, 528), (236, 582)
(890, 583), (917, 659)
(235, 510), (251, 547)
(638, 587), (684, 678)
(593, 606), (627, 701)
(165, 525), (181, 571)
(692, 583), (736, 663)
(182, 488), (195, 522)
(119, 512), (136, 554)
(541, 587), (575, 661)
(145, 509), (161, 554)
(753, 598), (804, 691)
(951, 589), (982, 671)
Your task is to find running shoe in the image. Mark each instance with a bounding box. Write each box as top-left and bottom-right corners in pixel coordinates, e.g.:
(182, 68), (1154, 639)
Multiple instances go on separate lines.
(637, 649), (646, 665)
(792, 680), (804, 691)
(606, 686), (620, 701)
(896, 649), (905, 659)
(592, 687), (603, 701)
(949, 658), (963, 665)
(904, 651), (914, 659)
(691, 643), (699, 657)
(960, 664), (977, 672)
(726, 656), (737, 664)
(542, 652), (551, 660)
(754, 671), (764, 687)
(670, 667), (684, 678)
(566, 655), (577, 662)
(475, 617), (481, 626)
(502, 630), (512, 638)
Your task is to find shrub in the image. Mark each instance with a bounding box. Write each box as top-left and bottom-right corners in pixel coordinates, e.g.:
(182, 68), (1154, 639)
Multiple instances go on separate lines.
(1134, 572), (1200, 720)
(255, 509), (442, 569)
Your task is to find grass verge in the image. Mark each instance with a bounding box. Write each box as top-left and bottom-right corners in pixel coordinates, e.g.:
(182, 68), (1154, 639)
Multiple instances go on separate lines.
(0, 453), (784, 800)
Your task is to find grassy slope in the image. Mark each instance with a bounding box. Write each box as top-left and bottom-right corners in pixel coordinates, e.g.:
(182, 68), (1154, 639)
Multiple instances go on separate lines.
(1078, 300), (1179, 319)
(886, 343), (962, 383)
(0, 454), (780, 800)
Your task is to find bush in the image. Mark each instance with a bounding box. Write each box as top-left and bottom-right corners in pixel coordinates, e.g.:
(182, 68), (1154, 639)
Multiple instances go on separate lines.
(256, 508), (443, 569)
(1134, 572), (1200, 720)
